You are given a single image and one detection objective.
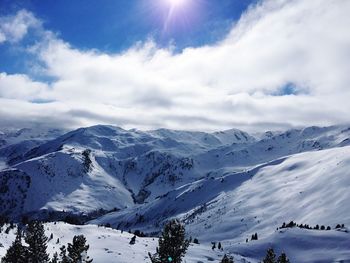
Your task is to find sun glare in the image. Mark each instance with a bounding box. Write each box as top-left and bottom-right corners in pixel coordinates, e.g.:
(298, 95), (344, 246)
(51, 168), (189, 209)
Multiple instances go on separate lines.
(167, 0), (186, 7)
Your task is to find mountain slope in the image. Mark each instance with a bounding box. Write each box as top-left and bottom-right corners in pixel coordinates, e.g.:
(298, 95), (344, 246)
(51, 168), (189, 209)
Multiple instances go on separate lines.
(0, 125), (350, 262)
(92, 145), (350, 244)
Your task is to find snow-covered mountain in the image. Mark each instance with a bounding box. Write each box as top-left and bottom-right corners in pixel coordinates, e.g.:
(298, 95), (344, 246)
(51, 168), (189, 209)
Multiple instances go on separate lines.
(0, 124), (350, 262)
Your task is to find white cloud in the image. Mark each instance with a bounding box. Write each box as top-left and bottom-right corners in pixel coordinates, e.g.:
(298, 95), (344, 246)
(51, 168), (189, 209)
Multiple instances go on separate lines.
(0, 10), (40, 44)
(1, 0), (350, 131)
(0, 73), (48, 100)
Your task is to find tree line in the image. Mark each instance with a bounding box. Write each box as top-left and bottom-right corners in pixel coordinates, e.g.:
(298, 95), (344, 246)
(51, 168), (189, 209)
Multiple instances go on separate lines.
(1, 218), (294, 263)
(1, 221), (92, 263)
(146, 219), (291, 263)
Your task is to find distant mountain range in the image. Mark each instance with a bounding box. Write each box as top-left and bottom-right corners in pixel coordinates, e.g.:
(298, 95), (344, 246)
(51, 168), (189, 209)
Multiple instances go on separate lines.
(1, 125), (350, 262)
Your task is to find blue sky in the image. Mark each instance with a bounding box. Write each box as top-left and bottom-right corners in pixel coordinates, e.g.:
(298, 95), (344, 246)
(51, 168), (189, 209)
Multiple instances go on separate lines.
(0, 0), (255, 75)
(0, 0), (349, 131)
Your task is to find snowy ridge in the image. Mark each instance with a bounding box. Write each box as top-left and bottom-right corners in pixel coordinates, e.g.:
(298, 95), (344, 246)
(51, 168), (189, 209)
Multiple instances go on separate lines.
(0, 125), (350, 262)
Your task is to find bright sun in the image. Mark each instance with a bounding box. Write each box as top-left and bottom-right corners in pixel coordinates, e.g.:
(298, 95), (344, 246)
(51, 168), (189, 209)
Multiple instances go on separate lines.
(167, 0), (186, 7)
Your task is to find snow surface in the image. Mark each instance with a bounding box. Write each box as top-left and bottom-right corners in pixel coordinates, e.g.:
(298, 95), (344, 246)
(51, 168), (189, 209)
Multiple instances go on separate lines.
(0, 222), (348, 263)
(0, 125), (350, 262)
(0, 222), (227, 263)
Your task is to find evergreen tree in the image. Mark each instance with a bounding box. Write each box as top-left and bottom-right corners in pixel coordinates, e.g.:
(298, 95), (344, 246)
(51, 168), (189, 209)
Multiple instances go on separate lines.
(218, 242), (222, 250)
(59, 246), (70, 263)
(25, 221), (50, 263)
(149, 219), (190, 263)
(50, 252), (59, 263)
(129, 235), (136, 245)
(263, 248), (276, 263)
(67, 235), (93, 263)
(1, 227), (27, 263)
(220, 254), (234, 263)
(277, 252), (290, 263)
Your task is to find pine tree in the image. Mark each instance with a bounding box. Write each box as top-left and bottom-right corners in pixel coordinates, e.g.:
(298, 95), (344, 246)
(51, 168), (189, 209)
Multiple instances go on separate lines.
(50, 252), (59, 263)
(277, 252), (290, 263)
(263, 248), (276, 263)
(59, 245), (70, 263)
(218, 242), (222, 250)
(149, 219), (190, 263)
(221, 254), (234, 263)
(25, 221), (50, 263)
(1, 227), (27, 263)
(67, 235), (93, 263)
(129, 235), (136, 245)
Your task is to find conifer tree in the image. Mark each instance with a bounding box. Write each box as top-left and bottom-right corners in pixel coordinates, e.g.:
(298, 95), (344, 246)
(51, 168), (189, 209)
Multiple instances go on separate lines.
(59, 245), (70, 263)
(149, 219), (190, 263)
(220, 254), (234, 263)
(129, 235), (136, 245)
(50, 252), (59, 263)
(1, 227), (27, 263)
(67, 235), (93, 263)
(263, 248), (276, 263)
(277, 252), (290, 263)
(25, 221), (50, 263)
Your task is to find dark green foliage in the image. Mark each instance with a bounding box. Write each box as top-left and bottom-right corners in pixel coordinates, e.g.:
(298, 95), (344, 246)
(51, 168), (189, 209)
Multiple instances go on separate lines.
(134, 230), (146, 237)
(1, 227), (27, 263)
(262, 248), (291, 263)
(220, 254), (234, 263)
(277, 252), (290, 263)
(50, 252), (59, 263)
(149, 219), (190, 263)
(193, 238), (199, 244)
(64, 215), (82, 225)
(67, 235), (93, 263)
(82, 149), (92, 173)
(218, 242), (222, 250)
(263, 248), (276, 263)
(251, 233), (258, 240)
(129, 235), (136, 245)
(25, 221), (50, 263)
(281, 221), (341, 231)
(286, 221), (296, 228)
(59, 246), (70, 263)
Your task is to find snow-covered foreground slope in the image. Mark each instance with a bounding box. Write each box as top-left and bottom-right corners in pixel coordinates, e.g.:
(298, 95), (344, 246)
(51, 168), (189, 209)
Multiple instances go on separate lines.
(0, 222), (227, 263)
(0, 222), (349, 263)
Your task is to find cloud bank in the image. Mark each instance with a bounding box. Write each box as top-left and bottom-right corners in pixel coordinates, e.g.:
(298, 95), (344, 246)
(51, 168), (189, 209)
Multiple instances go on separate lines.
(0, 0), (350, 132)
